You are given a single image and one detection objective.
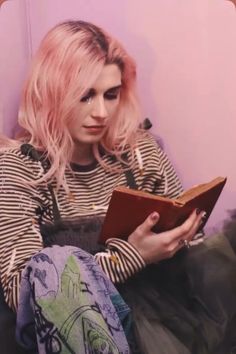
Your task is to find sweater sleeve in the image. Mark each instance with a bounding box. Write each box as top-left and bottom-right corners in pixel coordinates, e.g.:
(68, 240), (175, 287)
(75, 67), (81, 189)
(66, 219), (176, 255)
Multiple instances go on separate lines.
(94, 238), (146, 283)
(94, 134), (184, 283)
(0, 151), (45, 311)
(94, 134), (204, 281)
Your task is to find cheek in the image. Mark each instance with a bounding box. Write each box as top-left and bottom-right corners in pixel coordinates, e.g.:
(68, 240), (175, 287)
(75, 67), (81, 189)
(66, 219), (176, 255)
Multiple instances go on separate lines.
(67, 116), (83, 134)
(71, 105), (90, 125)
(107, 100), (120, 116)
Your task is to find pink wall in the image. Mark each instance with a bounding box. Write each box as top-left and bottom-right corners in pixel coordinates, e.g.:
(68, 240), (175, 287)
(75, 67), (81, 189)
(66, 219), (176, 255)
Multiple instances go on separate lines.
(0, 0), (31, 135)
(1, 0), (236, 232)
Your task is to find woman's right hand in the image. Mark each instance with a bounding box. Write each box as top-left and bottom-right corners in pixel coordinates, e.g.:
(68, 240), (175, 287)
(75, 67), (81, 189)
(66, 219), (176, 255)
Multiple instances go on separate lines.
(128, 209), (205, 264)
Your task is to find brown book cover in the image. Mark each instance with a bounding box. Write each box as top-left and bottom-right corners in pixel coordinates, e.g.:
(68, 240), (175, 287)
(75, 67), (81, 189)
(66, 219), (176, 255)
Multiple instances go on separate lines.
(99, 176), (227, 244)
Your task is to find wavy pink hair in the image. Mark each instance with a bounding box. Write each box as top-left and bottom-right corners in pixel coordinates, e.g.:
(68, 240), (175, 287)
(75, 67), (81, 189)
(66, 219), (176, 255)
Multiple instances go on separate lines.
(6, 21), (142, 188)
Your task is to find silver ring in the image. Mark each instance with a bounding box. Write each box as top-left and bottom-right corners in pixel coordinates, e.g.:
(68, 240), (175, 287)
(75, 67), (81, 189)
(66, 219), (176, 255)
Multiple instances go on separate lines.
(179, 239), (190, 249)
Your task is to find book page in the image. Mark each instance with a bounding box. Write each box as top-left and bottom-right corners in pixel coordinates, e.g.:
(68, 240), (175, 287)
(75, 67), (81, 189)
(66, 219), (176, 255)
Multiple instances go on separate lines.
(177, 177), (226, 204)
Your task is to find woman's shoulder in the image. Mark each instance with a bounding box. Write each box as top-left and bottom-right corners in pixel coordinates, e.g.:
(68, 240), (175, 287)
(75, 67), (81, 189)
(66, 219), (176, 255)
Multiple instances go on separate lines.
(0, 146), (42, 178)
(0, 145), (33, 164)
(133, 131), (174, 175)
(135, 131), (164, 158)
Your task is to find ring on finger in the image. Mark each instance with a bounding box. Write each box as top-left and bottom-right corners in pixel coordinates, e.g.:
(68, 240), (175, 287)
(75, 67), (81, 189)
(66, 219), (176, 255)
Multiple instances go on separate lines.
(178, 239), (191, 249)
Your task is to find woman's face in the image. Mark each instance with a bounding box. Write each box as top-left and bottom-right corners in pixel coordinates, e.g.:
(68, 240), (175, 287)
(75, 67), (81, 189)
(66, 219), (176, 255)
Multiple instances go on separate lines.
(68, 64), (122, 148)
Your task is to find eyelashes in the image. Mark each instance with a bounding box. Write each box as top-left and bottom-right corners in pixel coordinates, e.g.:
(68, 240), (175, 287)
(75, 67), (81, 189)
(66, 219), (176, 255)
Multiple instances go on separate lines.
(80, 88), (120, 103)
(80, 89), (95, 103)
(104, 93), (119, 100)
(80, 95), (92, 103)
(104, 87), (121, 100)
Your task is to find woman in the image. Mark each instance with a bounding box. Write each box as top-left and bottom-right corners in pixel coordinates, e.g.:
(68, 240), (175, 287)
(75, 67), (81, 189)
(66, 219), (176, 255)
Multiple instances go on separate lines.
(0, 20), (235, 354)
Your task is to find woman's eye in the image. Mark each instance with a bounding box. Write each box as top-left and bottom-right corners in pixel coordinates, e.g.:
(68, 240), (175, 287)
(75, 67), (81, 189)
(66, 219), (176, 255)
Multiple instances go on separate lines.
(80, 95), (90, 103)
(80, 94), (92, 103)
(104, 93), (119, 100)
(104, 89), (120, 100)
(80, 89), (95, 102)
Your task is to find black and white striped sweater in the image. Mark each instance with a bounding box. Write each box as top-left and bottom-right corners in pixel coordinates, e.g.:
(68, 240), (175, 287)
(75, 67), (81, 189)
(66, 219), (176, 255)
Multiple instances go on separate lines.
(0, 134), (183, 311)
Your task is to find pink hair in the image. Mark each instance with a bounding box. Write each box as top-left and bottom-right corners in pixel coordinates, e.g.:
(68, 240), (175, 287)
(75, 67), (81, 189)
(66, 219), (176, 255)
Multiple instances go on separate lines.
(10, 21), (142, 189)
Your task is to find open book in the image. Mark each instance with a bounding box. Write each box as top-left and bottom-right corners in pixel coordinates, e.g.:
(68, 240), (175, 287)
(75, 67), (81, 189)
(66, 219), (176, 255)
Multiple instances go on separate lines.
(99, 177), (227, 244)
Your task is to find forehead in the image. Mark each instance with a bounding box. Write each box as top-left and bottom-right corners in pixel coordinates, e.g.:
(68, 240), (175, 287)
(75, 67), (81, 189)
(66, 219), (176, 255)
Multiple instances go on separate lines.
(92, 64), (122, 91)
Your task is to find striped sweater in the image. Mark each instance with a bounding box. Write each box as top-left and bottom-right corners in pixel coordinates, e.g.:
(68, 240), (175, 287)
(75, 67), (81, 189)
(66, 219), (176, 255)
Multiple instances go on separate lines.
(0, 134), (183, 311)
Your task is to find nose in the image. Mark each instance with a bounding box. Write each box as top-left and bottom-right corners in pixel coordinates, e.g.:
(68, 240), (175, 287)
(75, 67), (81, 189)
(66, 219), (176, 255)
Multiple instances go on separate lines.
(91, 96), (108, 120)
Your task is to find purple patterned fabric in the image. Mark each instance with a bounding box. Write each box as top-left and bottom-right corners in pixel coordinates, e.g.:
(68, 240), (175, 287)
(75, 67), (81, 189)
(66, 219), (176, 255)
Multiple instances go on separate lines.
(16, 245), (131, 354)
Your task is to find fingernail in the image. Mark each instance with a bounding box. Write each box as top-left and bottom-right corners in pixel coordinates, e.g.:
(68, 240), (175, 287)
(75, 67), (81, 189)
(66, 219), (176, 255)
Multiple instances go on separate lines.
(201, 211), (207, 220)
(196, 208), (201, 215)
(151, 212), (158, 220)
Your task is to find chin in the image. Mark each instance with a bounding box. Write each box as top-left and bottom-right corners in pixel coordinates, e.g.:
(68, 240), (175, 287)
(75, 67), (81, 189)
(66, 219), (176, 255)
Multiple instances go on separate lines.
(74, 135), (104, 146)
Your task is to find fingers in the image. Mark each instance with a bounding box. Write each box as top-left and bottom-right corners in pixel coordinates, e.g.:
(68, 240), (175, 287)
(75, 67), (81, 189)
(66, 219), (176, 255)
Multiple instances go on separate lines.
(128, 209), (206, 264)
(163, 210), (204, 256)
(166, 208), (206, 243)
(137, 212), (160, 235)
(136, 209), (204, 242)
(184, 209), (206, 241)
(188, 209), (206, 237)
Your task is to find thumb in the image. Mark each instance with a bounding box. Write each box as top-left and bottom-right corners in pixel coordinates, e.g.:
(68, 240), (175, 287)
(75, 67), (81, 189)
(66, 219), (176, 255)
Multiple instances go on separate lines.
(140, 211), (160, 233)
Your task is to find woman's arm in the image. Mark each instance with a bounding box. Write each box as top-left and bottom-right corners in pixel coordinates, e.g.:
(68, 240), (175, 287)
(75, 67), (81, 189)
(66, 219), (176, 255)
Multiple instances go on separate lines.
(95, 209), (204, 284)
(0, 151), (45, 311)
(94, 134), (204, 283)
(94, 239), (146, 283)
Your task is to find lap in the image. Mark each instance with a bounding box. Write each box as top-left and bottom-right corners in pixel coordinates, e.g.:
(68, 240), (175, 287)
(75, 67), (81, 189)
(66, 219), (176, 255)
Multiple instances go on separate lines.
(118, 232), (236, 354)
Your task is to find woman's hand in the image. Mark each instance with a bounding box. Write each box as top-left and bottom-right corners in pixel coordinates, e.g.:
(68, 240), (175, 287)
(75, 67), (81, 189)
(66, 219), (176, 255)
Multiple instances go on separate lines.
(128, 209), (205, 264)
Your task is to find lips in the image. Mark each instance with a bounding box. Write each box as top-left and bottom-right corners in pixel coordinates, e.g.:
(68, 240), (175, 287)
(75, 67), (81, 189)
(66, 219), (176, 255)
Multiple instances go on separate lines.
(83, 125), (106, 134)
(83, 125), (105, 128)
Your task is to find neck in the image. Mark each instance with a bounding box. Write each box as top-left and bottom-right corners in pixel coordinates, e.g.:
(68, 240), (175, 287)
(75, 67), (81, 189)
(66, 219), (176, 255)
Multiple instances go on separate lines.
(71, 144), (95, 166)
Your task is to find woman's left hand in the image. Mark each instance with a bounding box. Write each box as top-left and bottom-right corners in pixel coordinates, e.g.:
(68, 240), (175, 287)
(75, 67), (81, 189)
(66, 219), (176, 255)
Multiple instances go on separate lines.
(128, 209), (205, 264)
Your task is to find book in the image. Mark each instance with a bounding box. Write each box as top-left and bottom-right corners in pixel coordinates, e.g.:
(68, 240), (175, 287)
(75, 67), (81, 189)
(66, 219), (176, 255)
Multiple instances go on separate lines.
(99, 176), (227, 244)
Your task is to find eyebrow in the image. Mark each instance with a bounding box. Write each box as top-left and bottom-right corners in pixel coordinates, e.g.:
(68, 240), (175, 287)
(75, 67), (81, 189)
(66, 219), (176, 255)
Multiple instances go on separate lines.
(104, 84), (122, 93)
